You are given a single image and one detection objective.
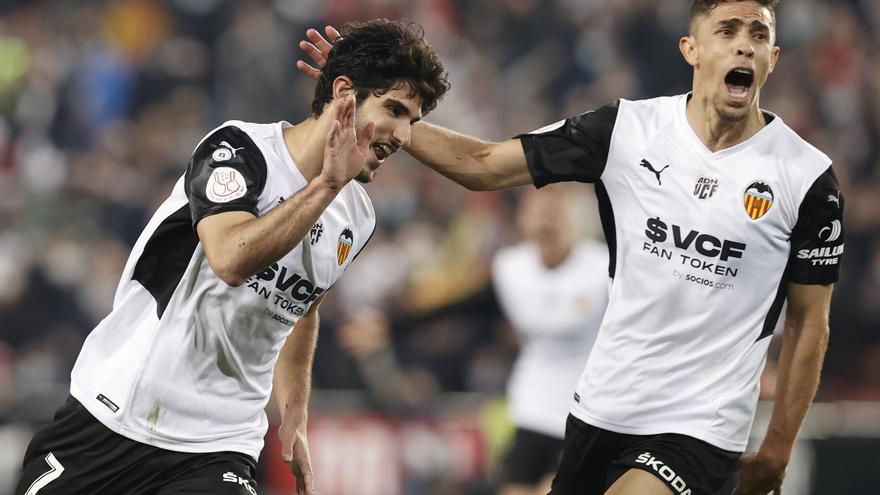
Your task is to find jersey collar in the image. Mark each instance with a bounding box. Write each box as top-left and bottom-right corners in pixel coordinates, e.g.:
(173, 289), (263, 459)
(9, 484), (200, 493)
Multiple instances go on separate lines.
(676, 93), (781, 160)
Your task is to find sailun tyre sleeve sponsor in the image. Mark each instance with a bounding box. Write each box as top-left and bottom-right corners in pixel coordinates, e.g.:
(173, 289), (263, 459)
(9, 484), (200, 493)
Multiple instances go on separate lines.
(786, 166), (845, 285)
(185, 125), (268, 226)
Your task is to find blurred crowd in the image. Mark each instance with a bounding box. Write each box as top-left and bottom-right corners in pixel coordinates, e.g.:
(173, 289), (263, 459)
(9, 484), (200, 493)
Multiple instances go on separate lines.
(1, 0), (879, 486)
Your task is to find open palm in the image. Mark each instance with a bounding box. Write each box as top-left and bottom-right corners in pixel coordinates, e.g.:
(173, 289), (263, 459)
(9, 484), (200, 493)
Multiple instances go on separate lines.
(321, 94), (375, 190)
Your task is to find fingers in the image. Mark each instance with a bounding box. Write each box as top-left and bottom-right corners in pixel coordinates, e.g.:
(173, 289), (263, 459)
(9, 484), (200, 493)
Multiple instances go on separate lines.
(295, 60), (321, 80)
(325, 120), (341, 151)
(357, 121), (376, 149)
(299, 461), (315, 495)
(306, 27), (335, 56)
(325, 25), (342, 42)
(299, 40), (326, 66)
(288, 443), (314, 495)
(335, 95), (354, 133)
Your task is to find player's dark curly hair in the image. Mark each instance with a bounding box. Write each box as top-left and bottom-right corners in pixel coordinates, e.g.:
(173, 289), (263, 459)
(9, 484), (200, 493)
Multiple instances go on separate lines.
(689, 0), (780, 33)
(311, 19), (450, 116)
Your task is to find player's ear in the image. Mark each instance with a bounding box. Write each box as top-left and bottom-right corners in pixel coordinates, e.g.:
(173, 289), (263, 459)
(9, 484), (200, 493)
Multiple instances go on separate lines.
(332, 76), (355, 100)
(768, 45), (781, 74)
(680, 35), (698, 67)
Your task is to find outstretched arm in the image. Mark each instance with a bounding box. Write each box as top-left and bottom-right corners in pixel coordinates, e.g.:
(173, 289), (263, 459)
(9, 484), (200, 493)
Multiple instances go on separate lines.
(297, 27), (533, 191)
(733, 282), (833, 495)
(406, 122), (532, 191)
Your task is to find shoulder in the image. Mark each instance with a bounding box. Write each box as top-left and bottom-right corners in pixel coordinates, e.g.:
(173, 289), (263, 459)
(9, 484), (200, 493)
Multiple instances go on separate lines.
(767, 117), (834, 197)
(614, 94), (683, 134)
(190, 121), (269, 167)
(773, 118), (832, 170)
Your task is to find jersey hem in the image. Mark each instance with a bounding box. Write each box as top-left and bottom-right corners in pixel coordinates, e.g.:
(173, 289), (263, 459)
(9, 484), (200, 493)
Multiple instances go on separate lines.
(569, 406), (746, 452)
(70, 385), (260, 461)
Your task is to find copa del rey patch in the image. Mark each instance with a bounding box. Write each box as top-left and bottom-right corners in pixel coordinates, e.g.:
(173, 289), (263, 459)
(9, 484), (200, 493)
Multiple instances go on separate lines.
(206, 167), (247, 203)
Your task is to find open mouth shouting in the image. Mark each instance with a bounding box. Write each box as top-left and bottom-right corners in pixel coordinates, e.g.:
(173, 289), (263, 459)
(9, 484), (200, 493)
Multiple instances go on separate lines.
(724, 67), (755, 102)
(371, 142), (397, 167)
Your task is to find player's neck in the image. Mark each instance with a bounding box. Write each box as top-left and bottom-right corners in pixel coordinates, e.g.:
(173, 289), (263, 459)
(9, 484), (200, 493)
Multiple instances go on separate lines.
(282, 116), (332, 182)
(685, 92), (766, 152)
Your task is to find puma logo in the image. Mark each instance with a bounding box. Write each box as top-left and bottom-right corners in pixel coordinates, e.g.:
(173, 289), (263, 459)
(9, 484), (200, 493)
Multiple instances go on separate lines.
(640, 159), (670, 186)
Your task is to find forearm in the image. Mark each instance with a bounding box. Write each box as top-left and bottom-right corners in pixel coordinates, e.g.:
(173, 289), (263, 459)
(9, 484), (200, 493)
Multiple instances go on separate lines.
(206, 178), (337, 285)
(406, 121), (530, 191)
(760, 320), (829, 460)
(273, 311), (320, 424)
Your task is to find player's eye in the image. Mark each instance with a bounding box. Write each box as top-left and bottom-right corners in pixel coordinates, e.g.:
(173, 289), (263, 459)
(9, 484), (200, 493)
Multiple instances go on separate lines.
(718, 28), (734, 36)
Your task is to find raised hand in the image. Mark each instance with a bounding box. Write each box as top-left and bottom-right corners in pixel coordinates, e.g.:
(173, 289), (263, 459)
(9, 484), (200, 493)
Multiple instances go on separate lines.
(296, 26), (341, 80)
(319, 94), (375, 191)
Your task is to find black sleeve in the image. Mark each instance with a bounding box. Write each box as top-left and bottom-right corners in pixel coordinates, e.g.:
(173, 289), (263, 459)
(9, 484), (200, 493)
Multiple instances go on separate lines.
(786, 166), (845, 284)
(516, 100), (619, 187)
(184, 125), (268, 226)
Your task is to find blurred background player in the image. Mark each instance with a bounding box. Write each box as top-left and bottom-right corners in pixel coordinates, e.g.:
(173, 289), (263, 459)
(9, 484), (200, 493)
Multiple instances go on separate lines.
(491, 185), (607, 495)
(13, 20), (448, 495)
(336, 184), (608, 495)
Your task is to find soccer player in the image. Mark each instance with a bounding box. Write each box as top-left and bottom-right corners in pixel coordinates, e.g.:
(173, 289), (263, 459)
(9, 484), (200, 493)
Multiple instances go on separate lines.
(15, 20), (448, 495)
(493, 185), (608, 495)
(300, 1), (844, 494)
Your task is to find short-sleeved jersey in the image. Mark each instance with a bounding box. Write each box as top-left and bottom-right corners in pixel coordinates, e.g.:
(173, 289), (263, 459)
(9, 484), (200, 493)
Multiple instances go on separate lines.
(70, 121), (376, 460)
(492, 240), (609, 439)
(519, 94), (844, 451)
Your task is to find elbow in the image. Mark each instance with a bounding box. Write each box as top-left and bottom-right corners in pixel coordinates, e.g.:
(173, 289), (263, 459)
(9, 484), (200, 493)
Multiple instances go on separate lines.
(464, 180), (491, 192)
(461, 169), (502, 192)
(210, 259), (248, 287)
(217, 270), (246, 287)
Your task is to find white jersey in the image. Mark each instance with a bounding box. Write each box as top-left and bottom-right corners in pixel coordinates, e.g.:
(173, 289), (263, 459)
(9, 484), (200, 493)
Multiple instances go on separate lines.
(492, 241), (608, 438)
(519, 94), (845, 451)
(70, 121), (376, 460)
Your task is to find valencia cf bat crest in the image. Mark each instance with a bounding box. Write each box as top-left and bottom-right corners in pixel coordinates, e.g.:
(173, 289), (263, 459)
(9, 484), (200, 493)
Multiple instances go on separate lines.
(743, 181), (774, 220)
(337, 228), (354, 265)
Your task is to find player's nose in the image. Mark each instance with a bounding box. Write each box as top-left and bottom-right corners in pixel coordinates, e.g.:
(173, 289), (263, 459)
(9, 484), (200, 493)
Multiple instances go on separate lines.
(735, 36), (755, 58)
(392, 122), (411, 148)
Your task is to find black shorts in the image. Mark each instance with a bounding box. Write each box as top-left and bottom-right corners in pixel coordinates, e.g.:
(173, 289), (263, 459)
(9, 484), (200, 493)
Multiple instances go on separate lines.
(550, 414), (741, 495)
(15, 396), (258, 495)
(500, 427), (566, 485)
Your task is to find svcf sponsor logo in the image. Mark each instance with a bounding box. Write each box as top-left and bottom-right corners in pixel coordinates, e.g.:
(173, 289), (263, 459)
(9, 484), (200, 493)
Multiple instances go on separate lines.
(743, 181), (774, 220)
(645, 217), (746, 261)
(337, 227), (353, 265)
(639, 159), (670, 186)
(221, 472), (256, 495)
(819, 219), (842, 242)
(693, 176), (719, 200)
(255, 263), (325, 304)
(635, 452), (691, 495)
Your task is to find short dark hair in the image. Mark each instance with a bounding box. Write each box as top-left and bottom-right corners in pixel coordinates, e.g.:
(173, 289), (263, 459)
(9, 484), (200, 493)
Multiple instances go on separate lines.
(689, 0), (780, 33)
(311, 19), (450, 116)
